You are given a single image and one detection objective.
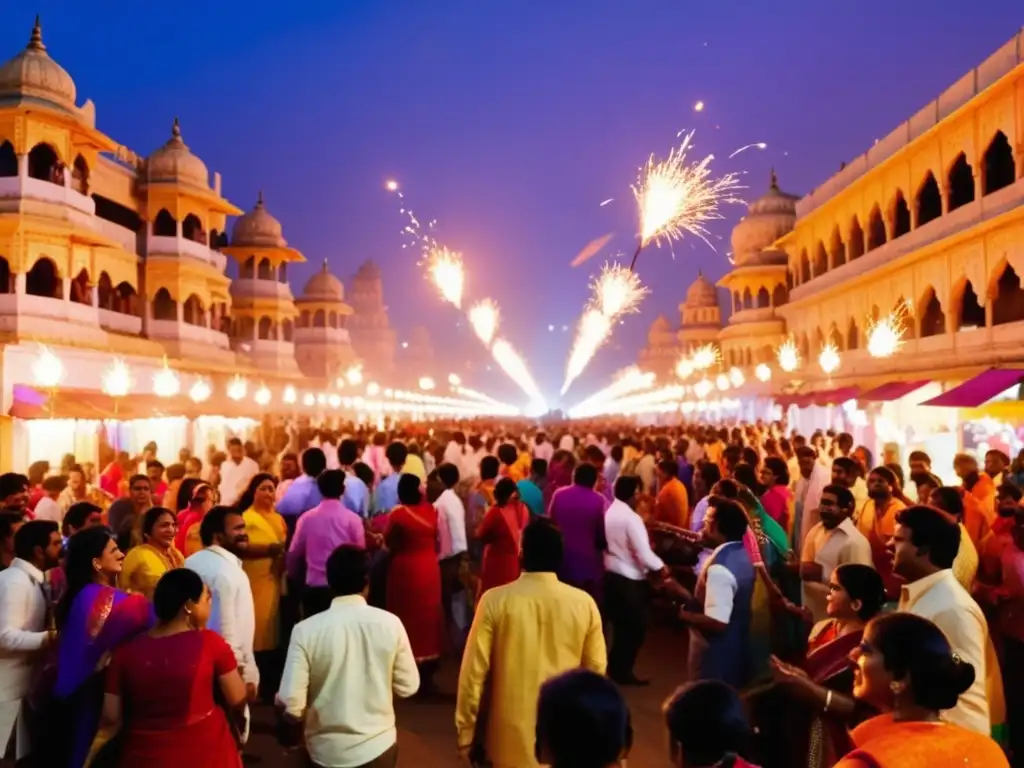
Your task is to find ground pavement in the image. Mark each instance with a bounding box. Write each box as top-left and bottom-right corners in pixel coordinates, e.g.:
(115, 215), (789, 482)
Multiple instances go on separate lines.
(244, 623), (688, 767)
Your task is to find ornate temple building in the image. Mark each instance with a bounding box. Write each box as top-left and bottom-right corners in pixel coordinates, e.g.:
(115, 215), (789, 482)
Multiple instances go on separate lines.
(637, 314), (677, 380)
(293, 261), (358, 379)
(637, 273), (724, 380)
(347, 259), (397, 380)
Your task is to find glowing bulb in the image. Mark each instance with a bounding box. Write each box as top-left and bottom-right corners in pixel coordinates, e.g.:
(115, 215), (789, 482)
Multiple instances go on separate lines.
(32, 346), (65, 388)
(102, 359), (132, 398)
(366, 382), (380, 396)
(691, 344), (719, 371)
(283, 385), (297, 404)
(818, 342), (841, 375)
(302, 393), (315, 406)
(715, 373), (730, 391)
(328, 394), (342, 408)
(189, 378), (211, 403)
(728, 367), (744, 387)
(152, 358), (180, 398)
(777, 339), (800, 373)
(345, 365), (363, 386)
(419, 376), (435, 391)
(316, 393), (327, 405)
(226, 375), (248, 401)
(675, 358), (694, 380)
(755, 363), (772, 382)
(448, 373), (461, 386)
(693, 377), (713, 399)
(385, 179), (399, 192)
(254, 384), (271, 406)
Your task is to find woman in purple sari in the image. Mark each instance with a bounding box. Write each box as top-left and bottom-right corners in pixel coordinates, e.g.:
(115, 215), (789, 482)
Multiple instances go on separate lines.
(40, 526), (152, 767)
(542, 449), (576, 514)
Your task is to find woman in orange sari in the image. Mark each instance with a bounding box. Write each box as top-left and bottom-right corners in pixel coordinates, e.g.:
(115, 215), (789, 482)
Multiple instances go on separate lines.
(476, 477), (529, 598)
(835, 612), (1009, 767)
(386, 473), (444, 691)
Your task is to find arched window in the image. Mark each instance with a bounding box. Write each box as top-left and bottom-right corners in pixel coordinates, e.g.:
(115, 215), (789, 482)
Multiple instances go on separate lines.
(152, 288), (177, 321)
(115, 282), (136, 315)
(919, 288), (945, 337)
(813, 242), (828, 277)
(828, 323), (844, 351)
(829, 227), (845, 269)
(798, 333), (810, 362)
(847, 318), (859, 350)
(240, 257), (254, 279)
(27, 143), (58, 183)
(70, 268), (91, 305)
(993, 264), (1024, 326)
(732, 292), (741, 312)
(236, 316), (254, 339)
(799, 250), (811, 284)
(756, 287), (770, 308)
(786, 270), (793, 291)
(153, 209), (176, 237)
(0, 142), (17, 177)
(183, 294), (205, 326)
(257, 316), (274, 340)
(848, 217), (865, 260)
(282, 319), (294, 341)
(772, 284), (787, 307)
(915, 173), (941, 227)
(328, 311), (339, 328)
(72, 154), (89, 195)
(867, 206), (886, 251)
(813, 327), (825, 351)
(948, 153), (975, 211)
(957, 280), (985, 330)
(0, 256), (10, 293)
(257, 258), (273, 280)
(299, 310), (310, 329)
(891, 191), (911, 238)
(182, 214), (204, 243)
(983, 131), (1015, 195)
(313, 309), (326, 327)
(278, 263), (288, 283)
(26, 258), (60, 298)
(742, 288), (753, 310)
(97, 272), (113, 310)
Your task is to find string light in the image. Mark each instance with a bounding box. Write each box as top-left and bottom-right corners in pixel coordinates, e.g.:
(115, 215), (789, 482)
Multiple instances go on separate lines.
(693, 377), (714, 399)
(254, 383), (271, 406)
(728, 367), (745, 387)
(152, 357), (180, 398)
(818, 342), (841, 375)
(691, 344), (720, 371)
(283, 385), (297, 404)
(715, 373), (730, 391)
(226, 375), (248, 401)
(32, 346), (65, 388)
(755, 363), (772, 382)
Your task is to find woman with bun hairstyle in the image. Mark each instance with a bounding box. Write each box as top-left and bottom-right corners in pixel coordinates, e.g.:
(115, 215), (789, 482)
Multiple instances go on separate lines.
(760, 564), (887, 767)
(835, 612), (1009, 767)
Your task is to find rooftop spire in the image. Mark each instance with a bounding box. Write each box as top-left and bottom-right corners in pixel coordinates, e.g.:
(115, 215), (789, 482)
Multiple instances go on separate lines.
(770, 167), (779, 191)
(28, 15), (45, 51)
(321, 258), (329, 272)
(256, 190), (264, 207)
(171, 116), (181, 139)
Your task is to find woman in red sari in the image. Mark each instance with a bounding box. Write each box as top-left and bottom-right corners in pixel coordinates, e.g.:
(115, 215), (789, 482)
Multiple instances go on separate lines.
(386, 473), (444, 690)
(173, 481), (213, 556)
(760, 564), (887, 768)
(94, 568), (246, 767)
(476, 477), (529, 597)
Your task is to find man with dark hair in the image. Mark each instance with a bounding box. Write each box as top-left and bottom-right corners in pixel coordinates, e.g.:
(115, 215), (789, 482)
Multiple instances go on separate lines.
(654, 457), (689, 529)
(61, 501), (102, 538)
(277, 447), (328, 529)
(456, 518), (605, 767)
(830, 455), (868, 513)
(467, 455), (501, 560)
(496, 443), (521, 482)
(146, 459), (167, 506)
(908, 449), (932, 477)
(798, 483), (872, 622)
(664, 680), (753, 768)
(373, 442), (409, 515)
(279, 545), (419, 768)
(0, 519), (61, 760)
(0, 511), (25, 571)
(517, 459), (547, 518)
(434, 462), (469, 650)
(857, 465), (907, 601)
(928, 485), (983, 589)
(603, 474), (671, 685)
(337, 439), (369, 517)
(548, 463), (607, 603)
(288, 470), (365, 617)
(219, 436), (258, 507)
(681, 497), (755, 689)
(892, 504), (989, 735)
(835, 432), (854, 458)
(186, 506), (258, 700)
(32, 475), (68, 525)
(535, 669), (631, 768)
(0, 474), (28, 514)
(985, 448), (1011, 487)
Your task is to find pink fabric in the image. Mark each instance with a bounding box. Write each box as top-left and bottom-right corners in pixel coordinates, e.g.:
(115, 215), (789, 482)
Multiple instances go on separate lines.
(922, 368), (1024, 408)
(287, 499), (366, 587)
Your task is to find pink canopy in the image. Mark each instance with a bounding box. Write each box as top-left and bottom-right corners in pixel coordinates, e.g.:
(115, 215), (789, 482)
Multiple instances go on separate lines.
(858, 380), (931, 402)
(921, 369), (1024, 408)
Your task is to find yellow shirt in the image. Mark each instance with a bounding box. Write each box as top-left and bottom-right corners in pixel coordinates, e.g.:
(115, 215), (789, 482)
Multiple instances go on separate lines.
(455, 572), (606, 768)
(403, 454), (427, 483)
(953, 523), (979, 591)
(119, 543), (184, 599)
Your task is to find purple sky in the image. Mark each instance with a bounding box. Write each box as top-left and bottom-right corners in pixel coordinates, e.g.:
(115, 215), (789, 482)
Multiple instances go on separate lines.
(10, 2), (1022, 407)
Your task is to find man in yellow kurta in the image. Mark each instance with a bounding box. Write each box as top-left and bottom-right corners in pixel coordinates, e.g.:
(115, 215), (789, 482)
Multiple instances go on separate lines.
(455, 517), (606, 768)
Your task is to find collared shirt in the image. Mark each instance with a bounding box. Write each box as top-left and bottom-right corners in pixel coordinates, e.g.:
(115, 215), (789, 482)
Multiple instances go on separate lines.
(435, 489), (468, 560)
(899, 569), (990, 735)
(287, 499), (366, 587)
(278, 595), (419, 768)
(339, 469), (370, 519)
(33, 497), (63, 525)
(703, 543), (739, 623)
(218, 456), (259, 507)
(185, 546), (259, 688)
(604, 499), (664, 580)
(532, 441), (553, 463)
(373, 472), (401, 515)
(799, 517), (873, 622)
(0, 558), (47, 759)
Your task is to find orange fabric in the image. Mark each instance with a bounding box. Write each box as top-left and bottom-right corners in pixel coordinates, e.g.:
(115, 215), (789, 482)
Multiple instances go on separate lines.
(966, 474), (997, 527)
(961, 490), (993, 551)
(835, 714), (1009, 768)
(857, 498), (906, 601)
(654, 477), (690, 529)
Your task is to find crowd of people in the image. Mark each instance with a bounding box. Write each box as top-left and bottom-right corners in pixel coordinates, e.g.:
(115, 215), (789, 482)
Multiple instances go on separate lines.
(0, 419), (1021, 767)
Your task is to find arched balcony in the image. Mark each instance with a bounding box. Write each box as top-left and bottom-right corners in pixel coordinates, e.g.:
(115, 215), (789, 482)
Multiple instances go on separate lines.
(955, 280), (985, 330)
(26, 258), (60, 299)
(993, 264), (1024, 326)
(982, 131), (1015, 195)
(947, 154), (975, 211)
(0, 142), (16, 178)
(915, 173), (942, 227)
(919, 288), (945, 338)
(27, 143), (59, 184)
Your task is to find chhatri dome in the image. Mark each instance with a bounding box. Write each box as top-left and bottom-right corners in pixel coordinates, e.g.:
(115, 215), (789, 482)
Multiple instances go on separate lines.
(647, 313), (675, 345)
(354, 259), (382, 283)
(685, 271), (719, 308)
(730, 169), (799, 266)
(146, 117), (210, 188)
(231, 192), (285, 248)
(302, 260), (345, 302)
(0, 17), (77, 113)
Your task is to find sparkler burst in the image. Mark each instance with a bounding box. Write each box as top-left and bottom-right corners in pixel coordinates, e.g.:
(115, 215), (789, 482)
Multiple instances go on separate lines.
(632, 130), (745, 252)
(491, 338), (546, 411)
(593, 263), (648, 317)
(867, 304), (910, 359)
(468, 298), (500, 347)
(777, 338), (800, 373)
(818, 341), (841, 375)
(425, 246), (465, 308)
(691, 343), (720, 371)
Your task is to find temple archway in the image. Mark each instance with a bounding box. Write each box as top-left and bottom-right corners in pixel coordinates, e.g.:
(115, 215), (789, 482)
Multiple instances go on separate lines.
(756, 287), (770, 308)
(867, 205), (886, 250)
(915, 172), (941, 227)
(829, 226), (846, 269)
(26, 258), (60, 298)
(847, 317), (859, 350)
(919, 288), (945, 337)
(153, 209), (177, 237)
(948, 153), (975, 211)
(742, 287), (753, 310)
(257, 258), (273, 280)
(993, 264), (1024, 326)
(982, 131), (1015, 195)
(257, 316), (274, 340)
(956, 280), (985, 330)
(240, 257), (254, 279)
(182, 214), (204, 243)
(848, 216), (865, 260)
(772, 284), (787, 307)
(282, 319), (294, 341)
(813, 242), (828, 277)
(70, 268), (91, 305)
(891, 191), (911, 238)
(27, 143), (58, 183)
(152, 288), (177, 321)
(115, 282), (136, 315)
(72, 154), (89, 195)
(183, 294), (205, 326)
(0, 142), (16, 177)
(313, 309), (326, 327)
(799, 250), (810, 284)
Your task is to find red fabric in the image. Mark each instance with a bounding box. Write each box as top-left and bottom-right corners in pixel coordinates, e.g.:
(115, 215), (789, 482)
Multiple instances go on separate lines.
(106, 630), (241, 767)
(385, 502), (443, 661)
(175, 510), (200, 553)
(477, 502), (528, 595)
(27, 486), (44, 512)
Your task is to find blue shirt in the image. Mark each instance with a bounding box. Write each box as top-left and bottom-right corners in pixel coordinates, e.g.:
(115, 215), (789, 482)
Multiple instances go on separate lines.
(517, 479), (544, 517)
(373, 473), (401, 515)
(278, 472), (371, 519)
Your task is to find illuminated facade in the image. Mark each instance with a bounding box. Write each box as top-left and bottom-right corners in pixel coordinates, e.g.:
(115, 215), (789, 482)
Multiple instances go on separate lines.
(293, 261), (357, 380)
(347, 259), (397, 380)
(637, 273), (724, 380)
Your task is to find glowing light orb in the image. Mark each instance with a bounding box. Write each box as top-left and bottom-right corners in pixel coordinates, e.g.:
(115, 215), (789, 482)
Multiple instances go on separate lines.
(694, 100), (705, 112)
(254, 384), (271, 406)
(226, 375), (248, 401)
(693, 377), (714, 399)
(385, 180), (399, 192)
(818, 342), (841, 375)
(755, 363), (772, 382)
(468, 299), (500, 347)
(152, 358), (180, 398)
(345, 365), (363, 386)
(32, 346), (65, 388)
(448, 373), (461, 386)
(675, 357), (694, 380)
(716, 373), (730, 391)
(303, 393), (315, 406)
(593, 263), (647, 317)
(728, 367), (745, 387)
(283, 385), (297, 405)
(419, 377), (435, 391)
(777, 338), (800, 373)
(366, 382), (381, 396)
(101, 359), (132, 398)
(189, 378), (211, 403)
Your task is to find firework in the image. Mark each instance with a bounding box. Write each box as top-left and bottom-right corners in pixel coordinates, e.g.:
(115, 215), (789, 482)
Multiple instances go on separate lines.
(676, 357), (694, 380)
(468, 298), (500, 347)
(425, 246), (465, 308)
(593, 263), (647, 317)
(691, 343), (720, 371)
(491, 338), (546, 410)
(630, 130), (745, 267)
(562, 309), (612, 395)
(867, 304), (910, 358)
(818, 341), (841, 375)
(777, 338), (800, 373)
(754, 363), (772, 382)
(567, 366), (656, 418)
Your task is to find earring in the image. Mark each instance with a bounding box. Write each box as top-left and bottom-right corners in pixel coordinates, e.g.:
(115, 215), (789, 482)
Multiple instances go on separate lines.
(184, 607), (192, 615)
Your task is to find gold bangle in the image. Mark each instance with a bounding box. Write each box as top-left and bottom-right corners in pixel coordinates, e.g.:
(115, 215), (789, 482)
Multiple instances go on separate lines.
(824, 689), (833, 713)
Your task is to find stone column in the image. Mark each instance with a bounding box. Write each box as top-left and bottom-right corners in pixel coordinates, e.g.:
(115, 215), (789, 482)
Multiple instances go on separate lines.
(16, 154), (27, 179)
(91, 284), (99, 307)
(176, 300), (184, 323)
(61, 277), (71, 301)
(14, 274), (25, 294)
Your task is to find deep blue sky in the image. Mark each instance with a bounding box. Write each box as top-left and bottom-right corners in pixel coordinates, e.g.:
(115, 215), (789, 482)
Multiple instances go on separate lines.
(10, 2), (1023, 407)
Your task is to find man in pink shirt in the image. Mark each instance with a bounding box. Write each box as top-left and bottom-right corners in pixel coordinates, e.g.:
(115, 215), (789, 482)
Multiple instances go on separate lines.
(287, 470), (365, 617)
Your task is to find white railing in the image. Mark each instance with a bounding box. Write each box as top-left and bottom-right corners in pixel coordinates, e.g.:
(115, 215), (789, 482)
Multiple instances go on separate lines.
(0, 176), (96, 215)
(293, 326), (351, 344)
(148, 319), (230, 349)
(92, 218), (138, 253)
(98, 308), (143, 335)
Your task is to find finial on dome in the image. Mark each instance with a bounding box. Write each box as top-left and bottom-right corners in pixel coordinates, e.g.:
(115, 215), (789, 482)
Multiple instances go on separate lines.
(28, 15), (45, 51)
(171, 117), (181, 139)
(256, 190), (264, 207)
(321, 258), (329, 272)
(770, 167), (779, 191)
(697, 269), (704, 278)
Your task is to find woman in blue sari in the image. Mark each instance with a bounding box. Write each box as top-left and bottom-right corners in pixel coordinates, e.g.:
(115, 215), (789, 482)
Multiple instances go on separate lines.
(42, 526), (152, 767)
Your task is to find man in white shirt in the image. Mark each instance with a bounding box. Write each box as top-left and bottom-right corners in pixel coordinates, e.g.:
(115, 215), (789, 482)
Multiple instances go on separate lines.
(218, 437), (259, 507)
(800, 484), (873, 622)
(435, 462), (470, 654)
(278, 545), (419, 768)
(603, 475), (670, 686)
(0, 520), (62, 761)
(892, 504), (990, 735)
(532, 433), (553, 463)
(185, 506), (259, 700)
(31, 476), (67, 526)
(793, 445), (829, 550)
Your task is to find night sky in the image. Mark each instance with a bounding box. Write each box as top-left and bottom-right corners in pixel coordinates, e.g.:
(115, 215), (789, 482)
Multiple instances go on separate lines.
(8, 2), (1022, 407)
